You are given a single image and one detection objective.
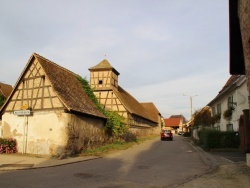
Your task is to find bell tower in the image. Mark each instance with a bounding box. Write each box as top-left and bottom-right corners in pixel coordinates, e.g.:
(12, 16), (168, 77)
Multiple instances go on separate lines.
(88, 59), (119, 91)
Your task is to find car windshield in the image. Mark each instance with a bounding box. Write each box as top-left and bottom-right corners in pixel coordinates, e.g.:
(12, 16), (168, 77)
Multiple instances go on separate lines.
(163, 130), (171, 133)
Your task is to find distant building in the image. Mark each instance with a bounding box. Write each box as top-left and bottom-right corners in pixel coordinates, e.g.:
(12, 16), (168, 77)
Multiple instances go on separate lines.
(164, 115), (187, 133)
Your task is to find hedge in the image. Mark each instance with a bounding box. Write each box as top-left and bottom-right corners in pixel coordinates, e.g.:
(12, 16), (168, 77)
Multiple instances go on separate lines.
(197, 129), (240, 151)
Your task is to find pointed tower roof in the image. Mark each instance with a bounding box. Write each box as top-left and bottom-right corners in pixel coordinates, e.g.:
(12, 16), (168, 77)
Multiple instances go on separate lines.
(88, 59), (120, 75)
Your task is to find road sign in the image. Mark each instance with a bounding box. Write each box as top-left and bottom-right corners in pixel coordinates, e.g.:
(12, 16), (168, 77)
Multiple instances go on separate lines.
(13, 110), (31, 116)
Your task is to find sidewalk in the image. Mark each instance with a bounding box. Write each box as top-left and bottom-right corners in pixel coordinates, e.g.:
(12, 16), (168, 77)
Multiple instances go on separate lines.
(178, 139), (250, 188)
(0, 153), (99, 171)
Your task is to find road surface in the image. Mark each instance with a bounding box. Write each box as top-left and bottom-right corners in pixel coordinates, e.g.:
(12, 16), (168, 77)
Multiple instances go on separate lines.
(0, 135), (211, 187)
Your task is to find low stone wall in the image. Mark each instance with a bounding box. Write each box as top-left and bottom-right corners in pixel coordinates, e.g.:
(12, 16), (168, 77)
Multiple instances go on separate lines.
(129, 125), (160, 138)
(65, 113), (108, 155)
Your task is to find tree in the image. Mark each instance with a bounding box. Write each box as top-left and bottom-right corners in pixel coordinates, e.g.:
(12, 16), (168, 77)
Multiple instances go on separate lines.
(0, 95), (6, 107)
(192, 107), (214, 127)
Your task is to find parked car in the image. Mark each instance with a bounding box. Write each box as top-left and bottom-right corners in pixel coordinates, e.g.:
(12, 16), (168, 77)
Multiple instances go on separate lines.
(178, 131), (184, 135)
(161, 130), (173, 141)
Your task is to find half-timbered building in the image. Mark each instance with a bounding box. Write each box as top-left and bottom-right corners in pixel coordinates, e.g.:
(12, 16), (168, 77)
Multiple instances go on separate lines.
(0, 53), (106, 155)
(88, 59), (160, 135)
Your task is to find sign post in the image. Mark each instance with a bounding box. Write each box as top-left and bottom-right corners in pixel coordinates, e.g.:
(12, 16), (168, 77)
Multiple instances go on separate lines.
(13, 107), (31, 154)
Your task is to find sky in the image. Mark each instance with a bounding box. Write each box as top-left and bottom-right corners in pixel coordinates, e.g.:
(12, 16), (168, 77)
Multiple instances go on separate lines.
(0, 0), (230, 120)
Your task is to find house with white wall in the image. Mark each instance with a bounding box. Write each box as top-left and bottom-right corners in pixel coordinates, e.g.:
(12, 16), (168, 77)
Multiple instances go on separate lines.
(207, 75), (249, 131)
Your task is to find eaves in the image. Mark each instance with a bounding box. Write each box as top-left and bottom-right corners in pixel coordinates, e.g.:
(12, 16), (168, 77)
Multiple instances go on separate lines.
(207, 76), (246, 107)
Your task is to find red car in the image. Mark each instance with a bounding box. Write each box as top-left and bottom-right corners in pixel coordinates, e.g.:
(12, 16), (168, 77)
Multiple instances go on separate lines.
(161, 130), (173, 141)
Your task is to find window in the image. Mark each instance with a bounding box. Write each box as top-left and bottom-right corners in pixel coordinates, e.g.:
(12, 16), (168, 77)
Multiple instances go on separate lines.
(228, 96), (234, 109)
(98, 80), (103, 85)
(226, 124), (233, 131)
(217, 103), (221, 115)
(212, 107), (216, 116)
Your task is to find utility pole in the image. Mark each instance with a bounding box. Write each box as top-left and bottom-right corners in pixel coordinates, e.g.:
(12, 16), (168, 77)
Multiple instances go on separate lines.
(183, 94), (198, 119)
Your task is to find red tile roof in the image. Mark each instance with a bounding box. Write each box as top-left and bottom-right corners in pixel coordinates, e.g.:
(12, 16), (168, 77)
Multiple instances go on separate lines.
(164, 118), (181, 127)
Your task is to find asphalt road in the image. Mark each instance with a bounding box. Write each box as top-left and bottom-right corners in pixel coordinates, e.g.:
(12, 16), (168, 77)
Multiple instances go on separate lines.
(0, 135), (211, 188)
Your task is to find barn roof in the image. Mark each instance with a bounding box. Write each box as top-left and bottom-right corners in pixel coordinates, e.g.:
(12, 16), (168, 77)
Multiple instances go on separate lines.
(0, 53), (106, 120)
(141, 102), (161, 123)
(113, 86), (157, 123)
(0, 82), (12, 98)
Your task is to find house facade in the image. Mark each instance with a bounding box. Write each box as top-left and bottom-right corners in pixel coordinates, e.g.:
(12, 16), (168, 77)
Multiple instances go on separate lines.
(0, 53), (107, 156)
(164, 115), (187, 133)
(88, 59), (161, 136)
(228, 0), (250, 158)
(207, 75), (248, 131)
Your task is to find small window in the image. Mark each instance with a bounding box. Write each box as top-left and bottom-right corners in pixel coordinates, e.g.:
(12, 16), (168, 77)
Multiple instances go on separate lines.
(217, 103), (221, 115)
(226, 124), (233, 131)
(228, 96), (234, 109)
(98, 80), (103, 85)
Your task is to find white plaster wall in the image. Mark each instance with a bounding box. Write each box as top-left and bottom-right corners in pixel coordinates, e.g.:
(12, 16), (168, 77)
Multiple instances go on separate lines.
(1, 110), (68, 155)
(219, 82), (249, 131)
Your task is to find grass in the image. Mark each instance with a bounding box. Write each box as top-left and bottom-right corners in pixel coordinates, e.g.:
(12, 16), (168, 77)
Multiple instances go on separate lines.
(81, 134), (158, 156)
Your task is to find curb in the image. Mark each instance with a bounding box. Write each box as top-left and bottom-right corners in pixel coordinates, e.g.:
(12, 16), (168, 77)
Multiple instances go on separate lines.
(0, 156), (101, 171)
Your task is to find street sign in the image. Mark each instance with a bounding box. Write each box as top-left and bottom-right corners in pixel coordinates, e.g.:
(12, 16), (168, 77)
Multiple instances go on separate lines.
(13, 110), (31, 116)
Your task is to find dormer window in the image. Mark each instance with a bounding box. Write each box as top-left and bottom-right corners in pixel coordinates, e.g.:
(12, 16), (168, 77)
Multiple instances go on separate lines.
(98, 80), (103, 85)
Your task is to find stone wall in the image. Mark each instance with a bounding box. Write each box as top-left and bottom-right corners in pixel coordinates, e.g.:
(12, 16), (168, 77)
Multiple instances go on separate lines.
(238, 0), (250, 108)
(65, 113), (108, 154)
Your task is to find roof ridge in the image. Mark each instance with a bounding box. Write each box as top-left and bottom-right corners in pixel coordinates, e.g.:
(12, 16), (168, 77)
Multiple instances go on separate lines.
(33, 53), (77, 76)
(115, 86), (157, 123)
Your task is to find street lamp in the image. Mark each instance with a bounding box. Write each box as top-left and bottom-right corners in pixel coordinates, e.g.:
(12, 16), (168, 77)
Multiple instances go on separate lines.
(183, 94), (198, 119)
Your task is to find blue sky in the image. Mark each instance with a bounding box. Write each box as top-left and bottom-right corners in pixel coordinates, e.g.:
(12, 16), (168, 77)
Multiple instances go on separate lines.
(0, 0), (230, 120)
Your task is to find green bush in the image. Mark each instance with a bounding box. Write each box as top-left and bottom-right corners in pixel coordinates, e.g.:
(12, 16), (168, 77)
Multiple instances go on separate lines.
(183, 132), (191, 137)
(197, 128), (240, 150)
(103, 110), (128, 139)
(0, 138), (18, 154)
(77, 76), (128, 139)
(0, 94), (6, 107)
